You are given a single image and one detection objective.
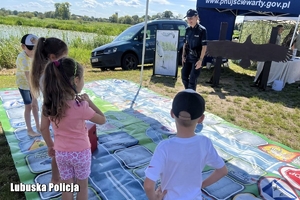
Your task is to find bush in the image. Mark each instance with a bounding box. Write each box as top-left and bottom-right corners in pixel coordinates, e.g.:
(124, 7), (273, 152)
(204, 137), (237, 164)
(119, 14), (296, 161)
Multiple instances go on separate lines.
(45, 23), (59, 29)
(0, 37), (20, 69)
(15, 20), (23, 25)
(92, 36), (113, 48)
(0, 34), (105, 69)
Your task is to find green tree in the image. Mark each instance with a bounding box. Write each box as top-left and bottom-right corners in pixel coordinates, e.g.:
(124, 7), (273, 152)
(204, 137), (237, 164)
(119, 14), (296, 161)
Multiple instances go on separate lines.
(151, 13), (162, 20)
(33, 11), (38, 17)
(44, 11), (55, 18)
(118, 16), (125, 24)
(162, 10), (173, 18)
(0, 8), (10, 16)
(240, 21), (274, 44)
(132, 15), (139, 24)
(141, 15), (151, 21)
(54, 2), (71, 20)
(109, 14), (118, 23)
(70, 14), (78, 20)
(124, 15), (133, 24)
(37, 13), (45, 19)
(18, 12), (34, 19)
(174, 13), (184, 19)
(82, 15), (90, 21)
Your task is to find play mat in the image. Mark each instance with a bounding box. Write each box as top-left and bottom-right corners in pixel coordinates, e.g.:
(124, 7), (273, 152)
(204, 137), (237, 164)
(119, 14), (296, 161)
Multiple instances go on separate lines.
(0, 79), (300, 199)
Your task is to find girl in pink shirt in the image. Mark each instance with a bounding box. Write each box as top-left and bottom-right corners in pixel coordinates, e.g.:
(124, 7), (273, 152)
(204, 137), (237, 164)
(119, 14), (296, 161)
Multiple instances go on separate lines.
(31, 37), (69, 184)
(40, 57), (106, 200)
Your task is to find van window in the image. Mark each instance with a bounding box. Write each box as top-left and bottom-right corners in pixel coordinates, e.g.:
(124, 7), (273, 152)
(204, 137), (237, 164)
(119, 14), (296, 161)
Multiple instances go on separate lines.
(162, 24), (175, 30)
(141, 25), (158, 40)
(114, 25), (143, 42)
(177, 24), (186, 37)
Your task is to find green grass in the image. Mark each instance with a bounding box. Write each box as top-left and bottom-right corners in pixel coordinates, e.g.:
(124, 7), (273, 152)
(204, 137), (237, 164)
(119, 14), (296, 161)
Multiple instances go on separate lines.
(0, 35), (113, 70)
(0, 15), (130, 36)
(0, 134), (26, 200)
(232, 30), (240, 39)
(0, 16), (130, 70)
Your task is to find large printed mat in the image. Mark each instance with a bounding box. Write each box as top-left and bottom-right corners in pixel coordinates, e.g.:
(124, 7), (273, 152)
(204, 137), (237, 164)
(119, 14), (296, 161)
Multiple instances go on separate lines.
(1, 79), (300, 200)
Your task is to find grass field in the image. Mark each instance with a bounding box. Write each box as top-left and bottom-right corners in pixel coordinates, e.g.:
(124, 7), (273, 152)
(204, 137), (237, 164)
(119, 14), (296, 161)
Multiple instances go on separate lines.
(0, 15), (130, 36)
(1, 61), (300, 199)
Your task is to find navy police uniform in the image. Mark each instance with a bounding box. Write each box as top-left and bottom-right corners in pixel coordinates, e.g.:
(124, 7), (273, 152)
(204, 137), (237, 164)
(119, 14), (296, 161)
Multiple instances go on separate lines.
(182, 24), (207, 90)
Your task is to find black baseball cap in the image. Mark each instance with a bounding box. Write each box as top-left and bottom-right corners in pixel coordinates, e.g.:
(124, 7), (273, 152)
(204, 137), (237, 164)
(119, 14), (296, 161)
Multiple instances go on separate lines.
(172, 89), (205, 120)
(185, 9), (198, 18)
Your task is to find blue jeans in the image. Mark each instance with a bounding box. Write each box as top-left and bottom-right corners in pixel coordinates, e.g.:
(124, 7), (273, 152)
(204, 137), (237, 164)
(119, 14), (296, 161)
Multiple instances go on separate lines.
(181, 59), (201, 91)
(18, 88), (32, 105)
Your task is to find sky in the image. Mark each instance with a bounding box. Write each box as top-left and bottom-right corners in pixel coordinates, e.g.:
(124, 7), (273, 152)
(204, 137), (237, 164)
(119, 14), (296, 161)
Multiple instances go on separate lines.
(1, 0), (199, 19)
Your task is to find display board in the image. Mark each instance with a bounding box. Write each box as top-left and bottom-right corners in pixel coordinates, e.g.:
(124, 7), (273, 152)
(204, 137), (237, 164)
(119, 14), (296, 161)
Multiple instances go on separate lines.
(153, 30), (179, 78)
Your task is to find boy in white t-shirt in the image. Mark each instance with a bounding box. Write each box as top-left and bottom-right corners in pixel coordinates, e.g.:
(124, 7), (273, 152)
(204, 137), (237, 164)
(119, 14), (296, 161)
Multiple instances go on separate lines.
(144, 89), (228, 200)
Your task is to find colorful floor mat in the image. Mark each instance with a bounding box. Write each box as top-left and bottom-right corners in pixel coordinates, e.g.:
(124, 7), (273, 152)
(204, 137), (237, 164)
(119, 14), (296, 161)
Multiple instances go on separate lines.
(1, 79), (300, 200)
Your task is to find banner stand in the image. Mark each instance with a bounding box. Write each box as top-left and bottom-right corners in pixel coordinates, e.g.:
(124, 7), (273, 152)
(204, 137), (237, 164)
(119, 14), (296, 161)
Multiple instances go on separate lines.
(153, 30), (179, 78)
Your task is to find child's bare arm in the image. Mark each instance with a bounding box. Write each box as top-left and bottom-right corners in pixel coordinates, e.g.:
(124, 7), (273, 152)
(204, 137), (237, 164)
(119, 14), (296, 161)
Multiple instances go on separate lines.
(40, 114), (54, 149)
(144, 178), (167, 200)
(90, 112), (106, 125)
(25, 71), (30, 83)
(79, 93), (106, 125)
(202, 165), (228, 188)
(25, 71), (34, 94)
(144, 177), (156, 200)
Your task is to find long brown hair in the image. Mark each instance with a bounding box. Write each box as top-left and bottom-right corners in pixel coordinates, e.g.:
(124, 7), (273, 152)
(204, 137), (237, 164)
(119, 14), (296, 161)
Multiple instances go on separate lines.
(42, 58), (83, 127)
(30, 37), (68, 98)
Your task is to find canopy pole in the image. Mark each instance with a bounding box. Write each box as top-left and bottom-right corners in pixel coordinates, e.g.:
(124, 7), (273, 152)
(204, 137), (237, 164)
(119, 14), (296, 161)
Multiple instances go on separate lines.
(289, 14), (300, 49)
(139, 0), (150, 87)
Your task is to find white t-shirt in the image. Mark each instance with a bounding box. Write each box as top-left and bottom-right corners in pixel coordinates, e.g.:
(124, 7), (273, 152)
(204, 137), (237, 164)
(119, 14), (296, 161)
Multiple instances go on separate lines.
(145, 135), (225, 200)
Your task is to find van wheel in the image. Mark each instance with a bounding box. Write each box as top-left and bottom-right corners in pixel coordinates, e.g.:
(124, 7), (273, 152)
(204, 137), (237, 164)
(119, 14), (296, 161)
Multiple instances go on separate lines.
(100, 67), (107, 71)
(122, 53), (138, 70)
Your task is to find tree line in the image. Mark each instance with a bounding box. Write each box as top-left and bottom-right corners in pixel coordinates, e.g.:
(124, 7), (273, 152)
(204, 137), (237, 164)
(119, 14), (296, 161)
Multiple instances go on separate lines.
(0, 3), (183, 25)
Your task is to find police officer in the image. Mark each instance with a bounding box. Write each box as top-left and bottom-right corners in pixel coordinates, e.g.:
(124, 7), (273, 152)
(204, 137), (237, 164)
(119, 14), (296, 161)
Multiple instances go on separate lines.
(182, 9), (207, 91)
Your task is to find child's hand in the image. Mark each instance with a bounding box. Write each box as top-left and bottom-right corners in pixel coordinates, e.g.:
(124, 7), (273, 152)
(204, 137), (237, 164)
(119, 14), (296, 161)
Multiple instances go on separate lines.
(79, 93), (91, 102)
(155, 186), (167, 200)
(48, 146), (55, 157)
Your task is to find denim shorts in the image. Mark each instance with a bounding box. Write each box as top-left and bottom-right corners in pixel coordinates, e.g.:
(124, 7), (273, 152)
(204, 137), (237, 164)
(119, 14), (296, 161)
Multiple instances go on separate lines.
(18, 88), (32, 105)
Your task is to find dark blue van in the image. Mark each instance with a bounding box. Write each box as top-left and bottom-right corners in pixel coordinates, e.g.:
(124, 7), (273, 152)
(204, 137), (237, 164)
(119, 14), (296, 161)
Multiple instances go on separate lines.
(90, 19), (187, 70)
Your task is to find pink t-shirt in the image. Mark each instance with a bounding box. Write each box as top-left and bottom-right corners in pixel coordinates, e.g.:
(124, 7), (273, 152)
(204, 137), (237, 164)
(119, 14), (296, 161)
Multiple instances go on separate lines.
(51, 100), (96, 152)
